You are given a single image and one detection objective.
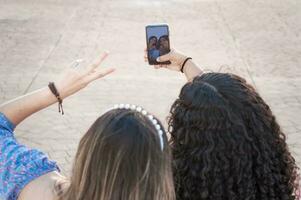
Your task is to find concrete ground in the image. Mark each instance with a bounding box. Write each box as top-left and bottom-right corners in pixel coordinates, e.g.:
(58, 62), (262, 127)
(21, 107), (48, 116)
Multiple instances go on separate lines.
(0, 0), (300, 175)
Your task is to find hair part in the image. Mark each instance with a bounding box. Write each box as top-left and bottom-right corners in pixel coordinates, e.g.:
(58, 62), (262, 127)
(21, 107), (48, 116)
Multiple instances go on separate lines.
(57, 109), (175, 200)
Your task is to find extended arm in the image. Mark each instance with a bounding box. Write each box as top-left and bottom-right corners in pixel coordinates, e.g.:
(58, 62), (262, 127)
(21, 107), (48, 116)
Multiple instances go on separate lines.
(0, 53), (115, 126)
(0, 88), (58, 126)
(155, 49), (203, 81)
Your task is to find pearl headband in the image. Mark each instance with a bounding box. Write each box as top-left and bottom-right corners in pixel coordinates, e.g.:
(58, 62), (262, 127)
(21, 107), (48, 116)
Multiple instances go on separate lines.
(112, 104), (164, 151)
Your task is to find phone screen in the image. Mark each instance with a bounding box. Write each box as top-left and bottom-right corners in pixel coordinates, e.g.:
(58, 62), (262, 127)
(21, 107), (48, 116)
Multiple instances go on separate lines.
(146, 24), (171, 65)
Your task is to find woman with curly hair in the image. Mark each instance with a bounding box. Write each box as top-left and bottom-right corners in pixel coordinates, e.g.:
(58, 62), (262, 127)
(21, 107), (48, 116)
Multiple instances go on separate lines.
(156, 50), (300, 200)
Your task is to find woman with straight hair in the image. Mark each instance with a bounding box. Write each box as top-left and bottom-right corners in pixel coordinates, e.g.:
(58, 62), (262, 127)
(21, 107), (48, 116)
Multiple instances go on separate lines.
(152, 50), (300, 200)
(0, 53), (175, 200)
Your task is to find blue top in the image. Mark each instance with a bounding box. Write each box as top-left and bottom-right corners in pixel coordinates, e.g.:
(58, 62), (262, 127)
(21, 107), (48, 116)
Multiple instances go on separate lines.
(0, 113), (59, 200)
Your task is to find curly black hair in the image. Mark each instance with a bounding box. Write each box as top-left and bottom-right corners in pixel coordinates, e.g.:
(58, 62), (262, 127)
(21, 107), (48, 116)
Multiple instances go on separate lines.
(168, 73), (300, 200)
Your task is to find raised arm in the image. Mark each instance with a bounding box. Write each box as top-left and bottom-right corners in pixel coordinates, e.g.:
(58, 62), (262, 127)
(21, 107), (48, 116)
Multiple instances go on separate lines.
(0, 53), (115, 126)
(155, 49), (203, 81)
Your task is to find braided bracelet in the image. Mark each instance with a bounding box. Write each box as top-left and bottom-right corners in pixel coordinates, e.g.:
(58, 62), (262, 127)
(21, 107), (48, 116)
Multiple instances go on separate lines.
(48, 82), (64, 115)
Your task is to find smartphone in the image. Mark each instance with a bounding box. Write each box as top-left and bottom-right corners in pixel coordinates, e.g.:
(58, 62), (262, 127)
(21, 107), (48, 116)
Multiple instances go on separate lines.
(146, 24), (171, 65)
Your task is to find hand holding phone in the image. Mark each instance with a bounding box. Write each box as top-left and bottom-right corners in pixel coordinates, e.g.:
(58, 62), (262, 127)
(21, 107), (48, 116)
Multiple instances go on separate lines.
(146, 24), (171, 65)
(147, 49), (202, 81)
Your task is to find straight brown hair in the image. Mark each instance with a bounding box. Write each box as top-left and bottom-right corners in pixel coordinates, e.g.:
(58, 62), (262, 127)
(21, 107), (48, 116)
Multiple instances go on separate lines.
(56, 108), (175, 200)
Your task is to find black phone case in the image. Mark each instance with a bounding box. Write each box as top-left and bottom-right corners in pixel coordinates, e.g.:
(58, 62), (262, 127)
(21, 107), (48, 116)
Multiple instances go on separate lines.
(146, 24), (171, 65)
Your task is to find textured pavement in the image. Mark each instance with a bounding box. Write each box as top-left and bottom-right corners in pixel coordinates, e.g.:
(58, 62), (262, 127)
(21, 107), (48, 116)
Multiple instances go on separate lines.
(0, 0), (300, 175)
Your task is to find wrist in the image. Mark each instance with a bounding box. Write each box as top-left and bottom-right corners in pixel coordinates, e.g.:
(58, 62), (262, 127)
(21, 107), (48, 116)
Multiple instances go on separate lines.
(183, 59), (203, 82)
(180, 57), (192, 73)
(54, 81), (72, 99)
(48, 82), (65, 115)
(44, 87), (59, 103)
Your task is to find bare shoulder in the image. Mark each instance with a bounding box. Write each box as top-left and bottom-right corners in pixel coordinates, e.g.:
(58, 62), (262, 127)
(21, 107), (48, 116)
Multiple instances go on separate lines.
(18, 171), (66, 200)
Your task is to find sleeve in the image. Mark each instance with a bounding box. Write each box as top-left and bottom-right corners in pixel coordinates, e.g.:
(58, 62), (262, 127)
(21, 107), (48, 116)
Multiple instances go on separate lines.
(0, 113), (60, 200)
(0, 113), (15, 135)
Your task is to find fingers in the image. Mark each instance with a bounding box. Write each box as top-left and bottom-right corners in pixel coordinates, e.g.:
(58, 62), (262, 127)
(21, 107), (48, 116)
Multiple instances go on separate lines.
(154, 65), (161, 69)
(95, 51), (109, 67)
(144, 48), (148, 62)
(156, 52), (171, 62)
(154, 64), (167, 69)
(160, 65), (168, 68)
(85, 68), (116, 83)
(86, 52), (109, 74)
(95, 68), (115, 79)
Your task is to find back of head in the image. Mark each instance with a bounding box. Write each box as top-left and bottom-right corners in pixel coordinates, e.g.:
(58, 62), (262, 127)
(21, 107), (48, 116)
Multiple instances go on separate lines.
(169, 73), (299, 200)
(59, 108), (175, 200)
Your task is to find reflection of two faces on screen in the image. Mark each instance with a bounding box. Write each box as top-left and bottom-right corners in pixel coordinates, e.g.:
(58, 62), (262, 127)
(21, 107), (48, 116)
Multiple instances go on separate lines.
(146, 24), (171, 65)
(148, 35), (169, 50)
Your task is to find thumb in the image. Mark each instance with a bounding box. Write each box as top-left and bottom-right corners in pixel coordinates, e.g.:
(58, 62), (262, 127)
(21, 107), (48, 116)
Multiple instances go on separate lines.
(156, 52), (171, 62)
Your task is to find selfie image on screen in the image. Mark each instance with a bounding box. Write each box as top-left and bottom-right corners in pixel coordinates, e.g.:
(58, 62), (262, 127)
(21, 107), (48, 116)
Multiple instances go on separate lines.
(146, 25), (170, 64)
